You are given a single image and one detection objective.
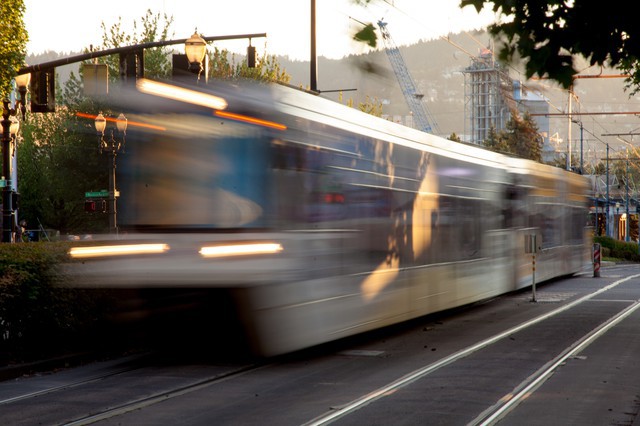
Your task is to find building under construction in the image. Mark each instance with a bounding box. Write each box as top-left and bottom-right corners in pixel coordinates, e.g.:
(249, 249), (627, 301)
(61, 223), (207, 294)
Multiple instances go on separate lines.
(463, 48), (557, 164)
(463, 48), (515, 145)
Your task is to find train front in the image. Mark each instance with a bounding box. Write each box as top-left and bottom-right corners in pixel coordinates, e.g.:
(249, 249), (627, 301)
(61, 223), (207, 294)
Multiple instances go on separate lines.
(62, 79), (309, 355)
(66, 79), (293, 289)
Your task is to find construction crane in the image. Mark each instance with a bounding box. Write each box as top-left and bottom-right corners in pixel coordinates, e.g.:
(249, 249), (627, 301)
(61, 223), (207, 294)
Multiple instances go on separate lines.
(378, 20), (439, 134)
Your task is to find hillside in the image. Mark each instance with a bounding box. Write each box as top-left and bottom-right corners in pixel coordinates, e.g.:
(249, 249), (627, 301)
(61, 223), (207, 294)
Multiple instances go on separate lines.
(27, 31), (640, 147)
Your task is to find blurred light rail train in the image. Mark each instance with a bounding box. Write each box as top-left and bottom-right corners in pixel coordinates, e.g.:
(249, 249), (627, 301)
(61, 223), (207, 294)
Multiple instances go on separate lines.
(65, 78), (592, 356)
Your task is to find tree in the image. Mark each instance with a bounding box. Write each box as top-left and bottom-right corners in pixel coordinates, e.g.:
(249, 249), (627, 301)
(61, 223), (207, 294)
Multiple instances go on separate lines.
(482, 126), (509, 154)
(482, 113), (542, 162)
(460, 0), (640, 93)
(503, 112), (542, 162)
(17, 107), (107, 234)
(94, 9), (174, 81)
(0, 0), (27, 99)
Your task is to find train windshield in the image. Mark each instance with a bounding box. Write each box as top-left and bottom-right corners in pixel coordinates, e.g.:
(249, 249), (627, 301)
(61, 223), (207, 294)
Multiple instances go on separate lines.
(118, 112), (271, 231)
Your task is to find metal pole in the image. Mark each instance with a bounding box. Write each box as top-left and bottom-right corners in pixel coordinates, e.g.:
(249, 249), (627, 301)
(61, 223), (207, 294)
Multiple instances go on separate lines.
(17, 33), (268, 77)
(310, 0), (317, 92)
(531, 252), (537, 302)
(606, 143), (610, 237)
(1, 101), (13, 243)
(626, 157), (630, 241)
(567, 87), (572, 171)
(108, 137), (117, 234)
(580, 123), (584, 174)
(595, 199), (599, 236)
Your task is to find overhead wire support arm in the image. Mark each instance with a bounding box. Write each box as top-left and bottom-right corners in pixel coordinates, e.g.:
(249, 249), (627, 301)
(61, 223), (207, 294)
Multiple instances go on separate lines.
(377, 20), (439, 134)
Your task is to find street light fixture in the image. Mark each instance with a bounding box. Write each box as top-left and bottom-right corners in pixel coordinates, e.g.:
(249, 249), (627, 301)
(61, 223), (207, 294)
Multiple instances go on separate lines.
(94, 112), (126, 234)
(185, 31), (207, 76)
(2, 70), (31, 242)
(94, 112), (106, 135)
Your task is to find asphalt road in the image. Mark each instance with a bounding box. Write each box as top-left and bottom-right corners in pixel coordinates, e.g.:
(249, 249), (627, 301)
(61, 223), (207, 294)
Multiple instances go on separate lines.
(1, 264), (639, 425)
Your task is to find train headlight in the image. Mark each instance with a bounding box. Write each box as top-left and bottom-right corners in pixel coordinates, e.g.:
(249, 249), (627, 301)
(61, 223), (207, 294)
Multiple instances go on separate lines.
(199, 242), (283, 258)
(69, 243), (170, 259)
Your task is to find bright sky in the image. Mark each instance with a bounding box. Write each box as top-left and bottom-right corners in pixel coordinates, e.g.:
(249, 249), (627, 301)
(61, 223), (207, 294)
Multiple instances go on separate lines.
(24, 0), (496, 60)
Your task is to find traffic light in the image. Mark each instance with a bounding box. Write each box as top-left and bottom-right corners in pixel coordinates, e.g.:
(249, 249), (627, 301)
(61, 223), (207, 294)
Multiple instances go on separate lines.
(84, 199), (108, 213)
(84, 200), (96, 213)
(247, 45), (256, 68)
(30, 70), (56, 113)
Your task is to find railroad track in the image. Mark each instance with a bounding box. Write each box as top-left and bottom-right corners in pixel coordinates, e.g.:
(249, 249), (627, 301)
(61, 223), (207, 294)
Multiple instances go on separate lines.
(2, 268), (639, 425)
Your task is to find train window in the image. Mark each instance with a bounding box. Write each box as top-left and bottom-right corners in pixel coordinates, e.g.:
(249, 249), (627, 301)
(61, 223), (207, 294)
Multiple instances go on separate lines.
(459, 198), (482, 260)
(272, 141), (306, 171)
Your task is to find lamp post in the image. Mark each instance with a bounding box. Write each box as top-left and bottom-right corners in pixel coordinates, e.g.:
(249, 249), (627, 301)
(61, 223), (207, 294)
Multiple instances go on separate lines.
(606, 143), (610, 238)
(2, 72), (30, 243)
(95, 112), (127, 234)
(184, 31), (207, 80)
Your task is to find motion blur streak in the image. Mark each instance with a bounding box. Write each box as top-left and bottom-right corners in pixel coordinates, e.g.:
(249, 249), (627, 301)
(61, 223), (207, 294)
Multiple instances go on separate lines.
(69, 244), (170, 259)
(76, 112), (167, 132)
(412, 162), (439, 258)
(136, 78), (228, 110)
(199, 243), (283, 258)
(360, 255), (400, 302)
(214, 110), (287, 130)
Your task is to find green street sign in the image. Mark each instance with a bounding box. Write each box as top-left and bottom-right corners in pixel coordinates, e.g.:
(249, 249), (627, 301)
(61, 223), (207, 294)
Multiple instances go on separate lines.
(85, 190), (109, 198)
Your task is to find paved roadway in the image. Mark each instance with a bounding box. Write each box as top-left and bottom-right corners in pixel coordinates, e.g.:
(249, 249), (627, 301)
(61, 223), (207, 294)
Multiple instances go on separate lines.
(1, 263), (639, 425)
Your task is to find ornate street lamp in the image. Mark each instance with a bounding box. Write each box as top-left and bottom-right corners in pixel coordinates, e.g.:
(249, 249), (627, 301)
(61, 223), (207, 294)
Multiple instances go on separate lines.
(94, 112), (106, 135)
(185, 31), (207, 77)
(95, 112), (126, 234)
(2, 71), (30, 242)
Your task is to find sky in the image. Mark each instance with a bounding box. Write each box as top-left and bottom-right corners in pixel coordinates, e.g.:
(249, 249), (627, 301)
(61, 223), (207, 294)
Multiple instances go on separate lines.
(24, 0), (496, 60)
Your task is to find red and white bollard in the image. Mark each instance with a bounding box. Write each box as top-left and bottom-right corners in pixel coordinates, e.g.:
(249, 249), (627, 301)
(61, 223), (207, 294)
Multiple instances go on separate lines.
(593, 243), (601, 278)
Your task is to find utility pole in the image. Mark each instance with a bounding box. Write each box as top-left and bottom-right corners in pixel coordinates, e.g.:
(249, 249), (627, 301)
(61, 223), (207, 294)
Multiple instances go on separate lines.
(310, 0), (317, 92)
(567, 85), (573, 171)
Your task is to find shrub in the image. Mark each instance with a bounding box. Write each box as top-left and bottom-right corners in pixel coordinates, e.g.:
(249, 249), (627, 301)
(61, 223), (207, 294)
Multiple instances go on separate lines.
(0, 242), (109, 364)
(594, 236), (640, 262)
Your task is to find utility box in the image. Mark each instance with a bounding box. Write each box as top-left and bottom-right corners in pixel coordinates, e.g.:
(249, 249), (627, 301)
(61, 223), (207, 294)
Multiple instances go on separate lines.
(524, 234), (539, 254)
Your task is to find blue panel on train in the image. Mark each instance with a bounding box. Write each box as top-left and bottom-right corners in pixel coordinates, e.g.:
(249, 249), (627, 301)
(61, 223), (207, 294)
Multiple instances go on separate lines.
(117, 127), (269, 229)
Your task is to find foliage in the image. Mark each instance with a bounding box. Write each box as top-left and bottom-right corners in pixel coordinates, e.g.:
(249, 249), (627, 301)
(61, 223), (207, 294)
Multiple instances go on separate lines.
(353, 23), (378, 48)
(483, 126), (510, 154)
(0, 242), (109, 363)
(94, 9), (174, 81)
(17, 104), (108, 235)
(358, 96), (383, 117)
(583, 161), (606, 176)
(594, 236), (640, 262)
(503, 112), (542, 162)
(448, 133), (462, 142)
(460, 0), (640, 94)
(208, 46), (291, 84)
(482, 113), (542, 161)
(0, 0), (27, 99)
